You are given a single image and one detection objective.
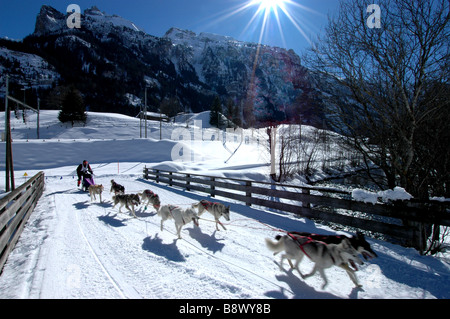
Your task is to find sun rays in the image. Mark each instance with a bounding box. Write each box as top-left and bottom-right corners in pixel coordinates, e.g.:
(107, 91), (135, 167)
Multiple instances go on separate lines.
(194, 0), (320, 50)
(241, 0), (318, 48)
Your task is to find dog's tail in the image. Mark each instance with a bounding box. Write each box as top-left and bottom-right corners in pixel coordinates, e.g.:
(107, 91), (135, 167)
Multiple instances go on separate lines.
(265, 236), (285, 253)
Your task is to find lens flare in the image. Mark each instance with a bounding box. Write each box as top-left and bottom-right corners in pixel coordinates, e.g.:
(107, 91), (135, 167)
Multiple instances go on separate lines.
(251, 0), (288, 12)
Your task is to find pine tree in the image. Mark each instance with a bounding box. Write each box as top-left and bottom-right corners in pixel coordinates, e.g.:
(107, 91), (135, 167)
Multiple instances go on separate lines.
(58, 85), (87, 126)
(209, 96), (222, 128)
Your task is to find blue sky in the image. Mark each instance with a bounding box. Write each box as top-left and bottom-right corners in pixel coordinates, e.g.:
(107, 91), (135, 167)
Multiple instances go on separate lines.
(0, 0), (340, 55)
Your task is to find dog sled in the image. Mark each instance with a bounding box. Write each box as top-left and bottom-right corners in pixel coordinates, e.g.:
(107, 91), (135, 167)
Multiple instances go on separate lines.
(81, 173), (95, 191)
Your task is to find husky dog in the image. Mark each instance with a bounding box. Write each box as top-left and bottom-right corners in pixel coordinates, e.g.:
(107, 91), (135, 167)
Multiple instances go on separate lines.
(112, 194), (141, 218)
(88, 184), (104, 203)
(265, 234), (364, 289)
(110, 179), (125, 195)
(289, 231), (377, 260)
(192, 200), (230, 231)
(158, 205), (200, 239)
(138, 189), (161, 210)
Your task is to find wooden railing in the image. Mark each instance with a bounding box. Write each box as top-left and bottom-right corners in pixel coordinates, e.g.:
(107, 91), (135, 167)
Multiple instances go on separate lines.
(143, 167), (450, 252)
(0, 172), (45, 272)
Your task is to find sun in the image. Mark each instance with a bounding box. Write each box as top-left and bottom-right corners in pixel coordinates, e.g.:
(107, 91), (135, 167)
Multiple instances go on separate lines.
(197, 0), (319, 50)
(251, 0), (288, 12)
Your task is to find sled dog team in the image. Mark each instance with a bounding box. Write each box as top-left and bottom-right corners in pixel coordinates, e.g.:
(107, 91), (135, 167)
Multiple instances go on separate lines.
(88, 179), (378, 289)
(89, 180), (230, 239)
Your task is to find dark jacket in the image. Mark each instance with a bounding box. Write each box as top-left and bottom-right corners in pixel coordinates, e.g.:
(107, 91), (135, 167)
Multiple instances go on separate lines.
(77, 163), (93, 180)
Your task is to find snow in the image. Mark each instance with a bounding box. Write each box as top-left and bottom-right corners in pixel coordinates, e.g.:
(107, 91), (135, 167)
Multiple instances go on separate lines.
(352, 189), (379, 205)
(0, 110), (449, 299)
(85, 7), (145, 33)
(352, 187), (413, 204)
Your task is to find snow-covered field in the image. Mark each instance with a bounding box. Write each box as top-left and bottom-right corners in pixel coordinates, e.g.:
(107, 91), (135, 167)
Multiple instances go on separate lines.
(0, 110), (449, 299)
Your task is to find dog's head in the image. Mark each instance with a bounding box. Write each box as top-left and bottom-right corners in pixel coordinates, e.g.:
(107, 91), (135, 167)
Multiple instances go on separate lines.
(352, 231), (378, 260)
(153, 195), (161, 209)
(131, 194), (141, 205)
(339, 238), (364, 271)
(222, 206), (230, 221)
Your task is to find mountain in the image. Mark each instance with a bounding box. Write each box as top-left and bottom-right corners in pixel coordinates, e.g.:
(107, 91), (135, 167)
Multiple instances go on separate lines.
(0, 5), (340, 127)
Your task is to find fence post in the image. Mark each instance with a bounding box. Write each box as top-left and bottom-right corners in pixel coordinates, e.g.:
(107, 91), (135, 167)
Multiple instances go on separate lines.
(169, 172), (173, 186)
(246, 181), (252, 206)
(186, 174), (190, 191)
(302, 188), (310, 209)
(210, 177), (215, 197)
(156, 170), (160, 183)
(143, 166), (148, 179)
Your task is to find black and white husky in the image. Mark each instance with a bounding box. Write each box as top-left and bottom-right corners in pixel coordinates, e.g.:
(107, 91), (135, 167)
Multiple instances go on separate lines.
(288, 231), (378, 260)
(110, 179), (125, 195)
(112, 194), (140, 218)
(266, 233), (364, 289)
(191, 200), (230, 231)
(158, 204), (200, 239)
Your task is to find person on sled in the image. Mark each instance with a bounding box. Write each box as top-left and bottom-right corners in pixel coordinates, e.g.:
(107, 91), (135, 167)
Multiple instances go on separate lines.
(77, 160), (94, 191)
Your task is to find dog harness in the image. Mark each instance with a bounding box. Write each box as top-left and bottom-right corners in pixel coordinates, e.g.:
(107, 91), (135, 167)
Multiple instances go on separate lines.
(201, 200), (225, 215)
(288, 233), (313, 260)
(168, 205), (185, 224)
(287, 232), (335, 264)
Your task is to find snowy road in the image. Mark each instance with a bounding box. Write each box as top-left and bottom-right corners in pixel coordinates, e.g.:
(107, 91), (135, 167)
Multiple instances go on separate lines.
(2, 171), (449, 299)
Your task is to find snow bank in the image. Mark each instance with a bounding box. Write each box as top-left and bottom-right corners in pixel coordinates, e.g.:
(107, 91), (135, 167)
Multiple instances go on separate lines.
(352, 187), (413, 204)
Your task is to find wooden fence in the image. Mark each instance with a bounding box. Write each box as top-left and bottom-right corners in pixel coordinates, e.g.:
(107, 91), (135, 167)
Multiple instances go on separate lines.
(143, 168), (450, 252)
(0, 172), (45, 272)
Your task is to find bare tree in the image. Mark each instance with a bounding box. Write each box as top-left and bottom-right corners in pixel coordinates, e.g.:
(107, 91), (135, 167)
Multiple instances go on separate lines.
(304, 0), (449, 199)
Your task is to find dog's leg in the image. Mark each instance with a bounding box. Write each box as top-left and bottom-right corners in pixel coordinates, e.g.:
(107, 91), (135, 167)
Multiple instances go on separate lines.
(340, 264), (362, 288)
(160, 219), (164, 231)
(301, 265), (318, 280)
(280, 254), (294, 271)
(176, 224), (182, 239)
(220, 221), (227, 230)
(293, 256), (306, 277)
(131, 206), (137, 218)
(318, 268), (329, 289)
(216, 219), (227, 231)
(287, 259), (294, 269)
(279, 254), (288, 270)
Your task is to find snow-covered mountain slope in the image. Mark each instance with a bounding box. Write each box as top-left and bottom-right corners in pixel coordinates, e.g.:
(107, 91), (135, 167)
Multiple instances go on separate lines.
(0, 47), (59, 87)
(1, 5), (344, 127)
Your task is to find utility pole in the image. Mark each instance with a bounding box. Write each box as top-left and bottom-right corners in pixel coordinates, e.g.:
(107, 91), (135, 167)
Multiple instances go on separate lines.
(4, 75), (14, 191)
(145, 86), (147, 138)
(37, 98), (40, 139)
(4, 75), (40, 191)
(160, 112), (162, 140)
